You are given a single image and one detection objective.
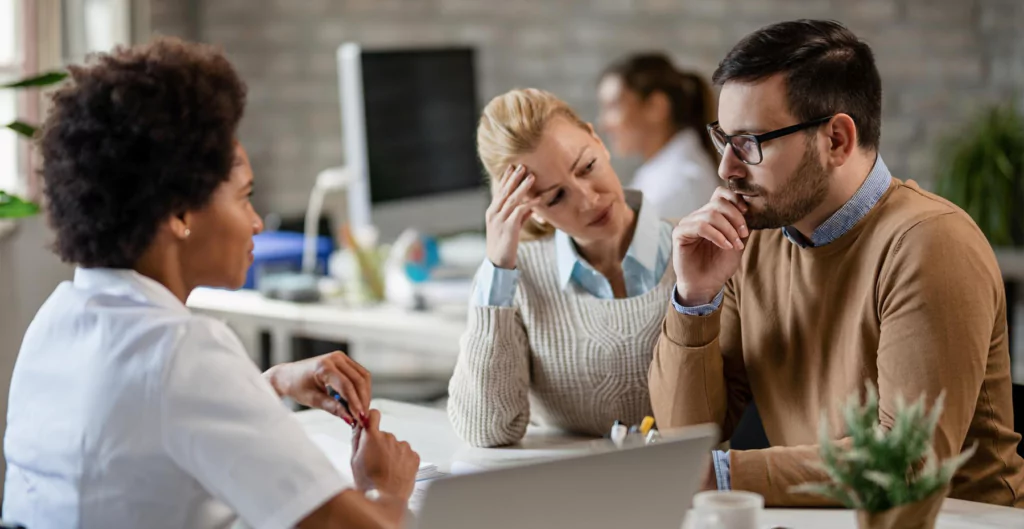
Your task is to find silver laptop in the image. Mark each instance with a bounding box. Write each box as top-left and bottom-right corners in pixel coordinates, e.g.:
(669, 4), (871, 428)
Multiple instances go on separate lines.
(413, 423), (719, 529)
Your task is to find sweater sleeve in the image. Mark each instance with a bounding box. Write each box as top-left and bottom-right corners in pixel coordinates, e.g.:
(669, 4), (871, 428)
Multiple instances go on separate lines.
(729, 213), (1005, 505)
(447, 301), (532, 447)
(649, 278), (751, 441)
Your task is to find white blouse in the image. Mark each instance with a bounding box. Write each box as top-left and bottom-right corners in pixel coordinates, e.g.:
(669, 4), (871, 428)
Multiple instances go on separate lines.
(3, 268), (348, 529)
(629, 128), (721, 220)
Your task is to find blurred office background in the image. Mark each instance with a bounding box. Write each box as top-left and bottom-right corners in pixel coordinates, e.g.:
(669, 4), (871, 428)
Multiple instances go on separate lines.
(2, 0), (1024, 487)
(146, 0), (1024, 216)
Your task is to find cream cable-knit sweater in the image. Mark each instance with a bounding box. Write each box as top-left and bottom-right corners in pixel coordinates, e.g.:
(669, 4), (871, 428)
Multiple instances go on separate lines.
(447, 236), (676, 447)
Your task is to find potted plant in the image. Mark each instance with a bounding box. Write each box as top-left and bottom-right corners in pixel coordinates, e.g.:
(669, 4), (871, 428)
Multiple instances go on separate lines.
(935, 101), (1024, 373)
(935, 100), (1024, 247)
(0, 71), (67, 219)
(791, 381), (977, 529)
(0, 191), (40, 219)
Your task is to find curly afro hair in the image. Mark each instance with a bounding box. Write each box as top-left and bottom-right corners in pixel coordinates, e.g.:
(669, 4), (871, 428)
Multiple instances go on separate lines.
(39, 37), (247, 268)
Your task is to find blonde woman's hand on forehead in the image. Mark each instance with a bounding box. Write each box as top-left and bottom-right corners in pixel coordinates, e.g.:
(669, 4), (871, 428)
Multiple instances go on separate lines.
(485, 164), (543, 270)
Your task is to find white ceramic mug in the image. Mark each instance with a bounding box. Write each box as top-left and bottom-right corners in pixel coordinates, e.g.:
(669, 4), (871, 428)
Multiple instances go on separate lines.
(689, 491), (764, 529)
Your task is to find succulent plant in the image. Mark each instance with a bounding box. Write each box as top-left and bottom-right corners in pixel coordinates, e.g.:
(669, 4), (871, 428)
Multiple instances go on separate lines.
(791, 381), (977, 513)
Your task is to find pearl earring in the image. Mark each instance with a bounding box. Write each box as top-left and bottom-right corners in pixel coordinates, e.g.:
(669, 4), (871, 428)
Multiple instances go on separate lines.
(184, 228), (191, 238)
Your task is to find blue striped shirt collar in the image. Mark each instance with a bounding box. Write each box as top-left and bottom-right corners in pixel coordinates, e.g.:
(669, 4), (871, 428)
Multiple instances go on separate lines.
(555, 190), (659, 290)
(782, 155), (893, 248)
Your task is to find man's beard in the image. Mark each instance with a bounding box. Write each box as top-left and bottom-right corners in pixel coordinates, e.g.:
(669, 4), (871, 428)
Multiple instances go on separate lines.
(729, 144), (830, 230)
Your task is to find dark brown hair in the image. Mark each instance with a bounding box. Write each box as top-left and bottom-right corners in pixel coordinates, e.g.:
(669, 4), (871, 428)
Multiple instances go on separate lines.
(602, 53), (717, 162)
(39, 37), (247, 267)
(712, 19), (882, 150)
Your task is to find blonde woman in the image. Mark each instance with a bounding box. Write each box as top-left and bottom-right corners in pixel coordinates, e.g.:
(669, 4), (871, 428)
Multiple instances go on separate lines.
(448, 89), (688, 447)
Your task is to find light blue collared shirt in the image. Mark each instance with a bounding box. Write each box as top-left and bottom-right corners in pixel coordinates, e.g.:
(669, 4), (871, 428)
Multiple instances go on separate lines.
(675, 155), (894, 490)
(472, 190), (672, 306)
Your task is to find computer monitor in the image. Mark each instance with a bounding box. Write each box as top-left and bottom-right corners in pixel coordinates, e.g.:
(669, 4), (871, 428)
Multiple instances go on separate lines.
(337, 44), (487, 242)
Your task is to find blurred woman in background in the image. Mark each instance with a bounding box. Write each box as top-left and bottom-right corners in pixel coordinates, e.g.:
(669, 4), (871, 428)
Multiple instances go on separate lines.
(448, 88), (677, 447)
(598, 53), (720, 219)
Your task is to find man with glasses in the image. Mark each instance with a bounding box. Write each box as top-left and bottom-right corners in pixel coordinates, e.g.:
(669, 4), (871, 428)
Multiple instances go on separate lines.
(649, 19), (1024, 507)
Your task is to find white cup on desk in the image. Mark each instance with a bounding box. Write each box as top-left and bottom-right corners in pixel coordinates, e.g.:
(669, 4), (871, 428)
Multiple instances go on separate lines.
(689, 491), (764, 529)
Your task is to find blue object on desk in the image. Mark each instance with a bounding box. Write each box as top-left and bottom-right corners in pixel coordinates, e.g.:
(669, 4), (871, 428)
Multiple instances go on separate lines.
(244, 231), (334, 290)
(401, 234), (441, 283)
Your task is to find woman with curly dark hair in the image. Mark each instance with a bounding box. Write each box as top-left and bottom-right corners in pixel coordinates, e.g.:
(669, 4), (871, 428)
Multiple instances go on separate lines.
(3, 38), (417, 529)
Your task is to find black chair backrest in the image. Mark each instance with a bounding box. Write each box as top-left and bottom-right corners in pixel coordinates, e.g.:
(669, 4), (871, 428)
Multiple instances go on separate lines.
(730, 402), (771, 451)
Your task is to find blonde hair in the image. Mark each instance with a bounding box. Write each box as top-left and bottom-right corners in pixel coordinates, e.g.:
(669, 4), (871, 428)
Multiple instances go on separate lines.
(477, 88), (590, 241)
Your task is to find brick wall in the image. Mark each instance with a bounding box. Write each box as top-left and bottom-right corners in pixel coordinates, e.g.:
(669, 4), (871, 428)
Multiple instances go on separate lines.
(148, 0), (197, 41)
(149, 0), (1024, 216)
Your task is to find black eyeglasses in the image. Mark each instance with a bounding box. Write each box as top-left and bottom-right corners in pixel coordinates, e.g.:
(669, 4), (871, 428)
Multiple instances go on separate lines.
(706, 116), (834, 165)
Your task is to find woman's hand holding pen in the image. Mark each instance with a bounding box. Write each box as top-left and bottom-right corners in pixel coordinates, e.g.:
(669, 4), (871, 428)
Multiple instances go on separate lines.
(485, 164), (543, 270)
(263, 351), (372, 426)
(351, 409), (420, 502)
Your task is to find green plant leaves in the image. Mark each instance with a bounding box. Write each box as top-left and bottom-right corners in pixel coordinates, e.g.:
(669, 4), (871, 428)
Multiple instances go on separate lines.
(935, 101), (1024, 247)
(2, 70), (67, 140)
(790, 381), (976, 513)
(0, 191), (40, 218)
(5, 120), (37, 138)
(3, 70), (67, 187)
(0, 71), (68, 89)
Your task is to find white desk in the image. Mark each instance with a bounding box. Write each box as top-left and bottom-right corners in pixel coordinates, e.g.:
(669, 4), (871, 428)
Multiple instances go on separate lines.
(186, 288), (466, 379)
(296, 400), (1024, 529)
(189, 248), (1024, 384)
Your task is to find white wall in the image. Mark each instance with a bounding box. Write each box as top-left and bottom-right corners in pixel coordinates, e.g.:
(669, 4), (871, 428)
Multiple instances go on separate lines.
(0, 217), (74, 496)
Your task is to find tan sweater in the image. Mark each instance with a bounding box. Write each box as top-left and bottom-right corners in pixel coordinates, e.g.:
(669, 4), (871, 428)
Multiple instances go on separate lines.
(650, 178), (1024, 507)
(448, 237), (676, 447)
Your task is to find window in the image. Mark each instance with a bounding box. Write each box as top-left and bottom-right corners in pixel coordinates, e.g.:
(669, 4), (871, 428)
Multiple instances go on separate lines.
(64, 0), (132, 63)
(0, 0), (24, 194)
(0, 1), (133, 197)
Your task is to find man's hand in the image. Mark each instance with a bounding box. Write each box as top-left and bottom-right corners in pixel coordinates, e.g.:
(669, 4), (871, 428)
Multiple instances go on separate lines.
(672, 187), (750, 306)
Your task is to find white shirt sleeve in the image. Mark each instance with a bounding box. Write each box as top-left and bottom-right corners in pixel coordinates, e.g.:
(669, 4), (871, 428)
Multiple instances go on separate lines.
(160, 317), (350, 529)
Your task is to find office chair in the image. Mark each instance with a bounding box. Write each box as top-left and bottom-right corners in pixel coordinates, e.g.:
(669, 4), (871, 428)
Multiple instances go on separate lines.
(730, 401), (771, 451)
